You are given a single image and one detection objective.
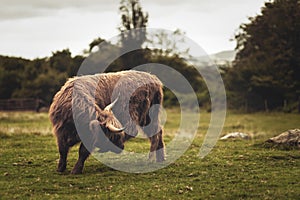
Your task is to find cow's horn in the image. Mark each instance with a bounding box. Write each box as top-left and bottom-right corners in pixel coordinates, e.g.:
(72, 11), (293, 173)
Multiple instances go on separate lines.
(104, 96), (119, 111)
(106, 123), (125, 133)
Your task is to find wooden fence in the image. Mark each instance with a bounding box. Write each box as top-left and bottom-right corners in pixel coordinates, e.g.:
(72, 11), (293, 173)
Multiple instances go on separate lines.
(0, 98), (47, 112)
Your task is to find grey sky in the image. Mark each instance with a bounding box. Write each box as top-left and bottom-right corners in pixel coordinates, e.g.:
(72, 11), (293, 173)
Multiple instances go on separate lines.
(0, 0), (267, 59)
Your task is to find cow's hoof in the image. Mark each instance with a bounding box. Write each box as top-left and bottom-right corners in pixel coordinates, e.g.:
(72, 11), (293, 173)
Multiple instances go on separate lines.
(57, 169), (65, 173)
(148, 152), (156, 162)
(156, 149), (165, 162)
(156, 157), (165, 162)
(71, 168), (83, 175)
(71, 170), (82, 175)
(57, 165), (66, 173)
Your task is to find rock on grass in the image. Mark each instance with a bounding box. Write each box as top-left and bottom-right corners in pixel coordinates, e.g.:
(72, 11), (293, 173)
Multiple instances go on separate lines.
(220, 132), (251, 140)
(266, 129), (300, 148)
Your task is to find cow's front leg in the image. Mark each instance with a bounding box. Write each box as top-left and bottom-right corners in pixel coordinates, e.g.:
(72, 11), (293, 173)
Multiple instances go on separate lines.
(71, 143), (91, 174)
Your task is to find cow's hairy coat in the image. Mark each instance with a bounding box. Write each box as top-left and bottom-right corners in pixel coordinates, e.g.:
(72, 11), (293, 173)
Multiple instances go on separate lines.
(49, 70), (165, 174)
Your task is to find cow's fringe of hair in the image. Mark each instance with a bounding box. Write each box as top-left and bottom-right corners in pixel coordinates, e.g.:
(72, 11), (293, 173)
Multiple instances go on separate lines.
(49, 70), (163, 138)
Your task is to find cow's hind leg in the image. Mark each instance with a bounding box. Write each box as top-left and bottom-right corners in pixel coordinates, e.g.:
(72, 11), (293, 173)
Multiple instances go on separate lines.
(149, 134), (159, 162)
(71, 143), (91, 174)
(142, 108), (165, 162)
(57, 135), (69, 173)
(156, 127), (165, 162)
(144, 122), (165, 162)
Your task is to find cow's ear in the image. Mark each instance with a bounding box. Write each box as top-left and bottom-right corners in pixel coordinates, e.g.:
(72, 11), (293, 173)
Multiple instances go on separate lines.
(94, 104), (103, 119)
(94, 107), (108, 123)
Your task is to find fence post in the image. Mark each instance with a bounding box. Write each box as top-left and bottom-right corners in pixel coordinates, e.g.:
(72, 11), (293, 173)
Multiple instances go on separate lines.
(298, 96), (300, 113)
(264, 99), (269, 112)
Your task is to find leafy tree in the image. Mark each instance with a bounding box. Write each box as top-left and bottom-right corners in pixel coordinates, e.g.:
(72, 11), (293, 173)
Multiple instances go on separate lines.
(12, 58), (49, 101)
(118, 0), (149, 69)
(119, 0), (148, 49)
(68, 55), (85, 77)
(50, 49), (73, 73)
(146, 29), (190, 58)
(225, 0), (300, 111)
(87, 37), (106, 53)
(32, 69), (68, 102)
(8, 50), (84, 104)
(152, 53), (208, 108)
(49, 49), (84, 77)
(0, 56), (29, 99)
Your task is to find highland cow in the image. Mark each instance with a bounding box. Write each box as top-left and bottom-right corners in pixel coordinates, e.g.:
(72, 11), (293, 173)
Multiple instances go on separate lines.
(49, 70), (165, 174)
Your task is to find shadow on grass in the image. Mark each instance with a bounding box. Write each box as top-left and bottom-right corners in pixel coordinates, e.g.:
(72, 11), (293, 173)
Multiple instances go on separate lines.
(254, 141), (300, 151)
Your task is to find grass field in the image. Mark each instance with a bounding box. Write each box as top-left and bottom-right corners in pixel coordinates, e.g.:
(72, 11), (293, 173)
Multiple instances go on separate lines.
(0, 110), (299, 199)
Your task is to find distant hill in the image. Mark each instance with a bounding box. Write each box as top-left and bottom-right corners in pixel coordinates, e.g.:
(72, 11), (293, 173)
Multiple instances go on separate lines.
(209, 50), (236, 65)
(189, 50), (236, 67)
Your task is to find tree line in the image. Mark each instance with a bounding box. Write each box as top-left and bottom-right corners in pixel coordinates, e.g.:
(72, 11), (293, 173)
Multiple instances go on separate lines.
(0, 0), (299, 112)
(222, 0), (300, 112)
(0, 46), (205, 109)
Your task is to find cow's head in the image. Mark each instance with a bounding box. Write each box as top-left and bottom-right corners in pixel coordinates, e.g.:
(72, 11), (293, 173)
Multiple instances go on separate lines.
(89, 97), (125, 153)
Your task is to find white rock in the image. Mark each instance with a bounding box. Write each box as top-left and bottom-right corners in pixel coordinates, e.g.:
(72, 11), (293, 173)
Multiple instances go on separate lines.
(220, 132), (250, 140)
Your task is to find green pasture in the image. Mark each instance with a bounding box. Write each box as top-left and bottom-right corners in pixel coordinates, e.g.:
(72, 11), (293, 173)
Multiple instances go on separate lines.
(0, 110), (299, 199)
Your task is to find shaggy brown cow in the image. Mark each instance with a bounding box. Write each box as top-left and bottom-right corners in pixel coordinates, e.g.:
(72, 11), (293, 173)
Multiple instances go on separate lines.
(49, 70), (165, 174)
